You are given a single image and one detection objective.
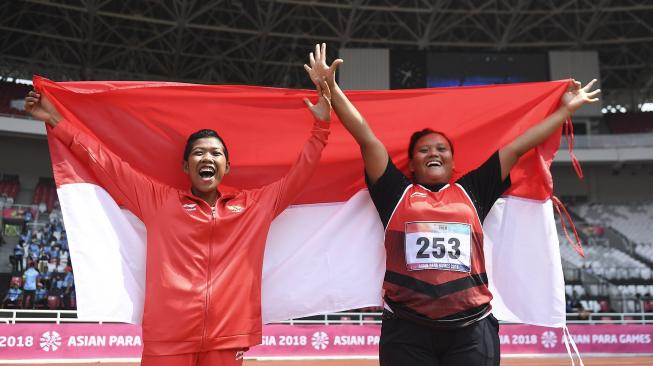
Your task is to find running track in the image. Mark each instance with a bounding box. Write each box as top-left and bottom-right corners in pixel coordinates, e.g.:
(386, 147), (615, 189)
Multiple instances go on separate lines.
(2, 357), (653, 365)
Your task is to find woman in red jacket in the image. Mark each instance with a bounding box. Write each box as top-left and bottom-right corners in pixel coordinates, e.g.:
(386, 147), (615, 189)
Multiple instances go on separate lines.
(305, 43), (599, 366)
(25, 77), (332, 366)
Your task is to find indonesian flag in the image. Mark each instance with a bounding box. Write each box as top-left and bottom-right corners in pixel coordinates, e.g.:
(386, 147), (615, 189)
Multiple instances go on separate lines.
(35, 76), (569, 328)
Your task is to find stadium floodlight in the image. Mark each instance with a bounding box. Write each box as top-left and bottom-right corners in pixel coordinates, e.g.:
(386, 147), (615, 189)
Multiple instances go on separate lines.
(0, 77), (33, 85)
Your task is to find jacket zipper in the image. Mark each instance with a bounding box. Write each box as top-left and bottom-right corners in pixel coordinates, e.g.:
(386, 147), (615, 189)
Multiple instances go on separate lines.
(201, 205), (217, 350)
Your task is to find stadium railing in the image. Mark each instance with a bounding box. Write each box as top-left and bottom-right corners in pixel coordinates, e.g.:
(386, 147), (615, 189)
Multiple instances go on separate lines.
(1, 310), (652, 325)
(559, 133), (653, 148)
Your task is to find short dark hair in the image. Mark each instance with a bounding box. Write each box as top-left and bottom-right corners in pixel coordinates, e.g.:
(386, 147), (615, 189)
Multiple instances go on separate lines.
(408, 128), (454, 160)
(183, 129), (229, 162)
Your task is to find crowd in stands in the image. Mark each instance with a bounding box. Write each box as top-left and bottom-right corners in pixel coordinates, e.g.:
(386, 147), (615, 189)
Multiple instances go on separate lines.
(560, 243), (651, 281)
(2, 204), (75, 310)
(559, 200), (653, 316)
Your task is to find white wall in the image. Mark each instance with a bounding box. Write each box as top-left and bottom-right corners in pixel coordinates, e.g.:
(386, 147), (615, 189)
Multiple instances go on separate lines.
(552, 163), (653, 203)
(548, 50), (602, 117)
(338, 48), (390, 90)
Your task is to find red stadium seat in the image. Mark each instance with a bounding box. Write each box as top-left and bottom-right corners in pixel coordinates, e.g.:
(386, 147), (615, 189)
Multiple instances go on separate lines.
(47, 296), (60, 310)
(645, 300), (653, 312)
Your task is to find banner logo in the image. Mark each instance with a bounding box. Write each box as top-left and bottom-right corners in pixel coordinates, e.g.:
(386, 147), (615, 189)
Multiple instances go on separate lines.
(39, 331), (62, 352)
(311, 331), (329, 350)
(541, 331), (557, 348)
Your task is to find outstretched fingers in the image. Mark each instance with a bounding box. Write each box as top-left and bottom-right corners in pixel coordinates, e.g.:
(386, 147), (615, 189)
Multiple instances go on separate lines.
(314, 43), (321, 65)
(583, 79), (597, 92)
(330, 58), (343, 73)
(320, 43), (327, 64)
(309, 51), (317, 68)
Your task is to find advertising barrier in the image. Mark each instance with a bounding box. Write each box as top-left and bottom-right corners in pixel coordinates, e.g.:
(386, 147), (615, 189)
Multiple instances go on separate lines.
(0, 323), (651, 360)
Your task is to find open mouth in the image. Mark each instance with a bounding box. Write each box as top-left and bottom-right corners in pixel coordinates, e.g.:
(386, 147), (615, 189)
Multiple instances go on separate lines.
(426, 161), (442, 168)
(198, 166), (216, 179)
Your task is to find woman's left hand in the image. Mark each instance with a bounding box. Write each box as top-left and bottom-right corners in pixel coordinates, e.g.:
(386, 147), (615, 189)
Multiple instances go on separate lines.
(561, 79), (601, 114)
(304, 78), (332, 122)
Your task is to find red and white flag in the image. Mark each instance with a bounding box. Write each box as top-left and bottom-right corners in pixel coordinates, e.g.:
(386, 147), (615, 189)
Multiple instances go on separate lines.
(36, 76), (569, 328)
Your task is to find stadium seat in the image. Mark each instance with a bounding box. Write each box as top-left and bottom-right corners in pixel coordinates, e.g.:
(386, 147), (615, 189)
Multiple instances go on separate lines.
(47, 295), (60, 310)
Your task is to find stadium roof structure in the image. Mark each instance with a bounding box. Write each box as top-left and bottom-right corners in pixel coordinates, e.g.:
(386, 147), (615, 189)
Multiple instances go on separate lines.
(1, 0), (652, 105)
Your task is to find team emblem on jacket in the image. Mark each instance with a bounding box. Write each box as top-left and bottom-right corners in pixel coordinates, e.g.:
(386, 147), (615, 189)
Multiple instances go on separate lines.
(227, 205), (243, 213)
(182, 203), (197, 212)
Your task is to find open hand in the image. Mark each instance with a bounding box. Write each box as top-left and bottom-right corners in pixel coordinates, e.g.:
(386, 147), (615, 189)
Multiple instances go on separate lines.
(304, 43), (343, 88)
(561, 79), (601, 114)
(304, 78), (332, 122)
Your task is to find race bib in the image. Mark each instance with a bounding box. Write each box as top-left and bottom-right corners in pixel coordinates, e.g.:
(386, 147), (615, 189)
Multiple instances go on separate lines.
(404, 221), (472, 272)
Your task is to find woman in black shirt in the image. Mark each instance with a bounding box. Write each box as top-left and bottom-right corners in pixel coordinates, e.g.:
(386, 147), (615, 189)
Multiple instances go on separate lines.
(304, 43), (599, 366)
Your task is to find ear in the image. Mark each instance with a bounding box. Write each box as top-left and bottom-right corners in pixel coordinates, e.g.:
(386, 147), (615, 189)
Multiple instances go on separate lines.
(225, 161), (231, 174)
(408, 159), (415, 173)
(183, 161), (189, 175)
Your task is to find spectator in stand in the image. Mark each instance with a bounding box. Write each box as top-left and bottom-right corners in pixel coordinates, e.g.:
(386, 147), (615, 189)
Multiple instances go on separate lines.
(49, 205), (62, 224)
(2, 282), (23, 309)
(62, 270), (75, 309)
(13, 241), (24, 273)
(38, 202), (47, 214)
(46, 257), (60, 273)
(24, 210), (33, 223)
(29, 241), (40, 258)
(566, 290), (585, 316)
(51, 272), (66, 297)
(59, 248), (69, 267)
(34, 282), (48, 309)
(38, 248), (50, 273)
(59, 232), (68, 252)
(40, 265), (54, 289)
(23, 262), (40, 309)
(27, 247), (39, 266)
(50, 242), (61, 261)
(34, 228), (42, 241)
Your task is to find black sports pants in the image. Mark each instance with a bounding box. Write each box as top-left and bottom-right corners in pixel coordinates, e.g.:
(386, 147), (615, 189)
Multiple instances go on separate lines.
(379, 311), (500, 366)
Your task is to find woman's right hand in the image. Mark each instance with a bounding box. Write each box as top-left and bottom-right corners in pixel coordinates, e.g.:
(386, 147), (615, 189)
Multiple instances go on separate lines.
(24, 91), (61, 127)
(303, 79), (332, 122)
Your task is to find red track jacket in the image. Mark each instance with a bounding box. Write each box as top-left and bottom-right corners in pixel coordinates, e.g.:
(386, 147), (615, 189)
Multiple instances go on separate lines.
(52, 118), (330, 355)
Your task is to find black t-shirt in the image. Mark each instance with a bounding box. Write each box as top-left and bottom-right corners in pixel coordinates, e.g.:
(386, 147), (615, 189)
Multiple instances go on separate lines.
(366, 151), (511, 229)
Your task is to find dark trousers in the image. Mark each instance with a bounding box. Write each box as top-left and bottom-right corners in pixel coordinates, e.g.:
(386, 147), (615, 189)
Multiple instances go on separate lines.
(380, 311), (500, 366)
(22, 290), (35, 309)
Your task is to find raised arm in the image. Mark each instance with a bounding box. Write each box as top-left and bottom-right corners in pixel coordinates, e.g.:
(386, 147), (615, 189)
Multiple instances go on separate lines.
(304, 43), (389, 184)
(498, 79), (600, 180)
(25, 91), (162, 220)
(263, 79), (332, 217)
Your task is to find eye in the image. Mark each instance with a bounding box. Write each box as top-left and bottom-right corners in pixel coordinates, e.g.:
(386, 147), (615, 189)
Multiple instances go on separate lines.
(212, 151), (222, 157)
(193, 150), (203, 156)
(419, 148), (428, 153)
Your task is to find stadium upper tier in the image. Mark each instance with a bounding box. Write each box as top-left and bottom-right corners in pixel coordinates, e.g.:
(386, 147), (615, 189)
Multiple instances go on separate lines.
(559, 240), (651, 281)
(571, 202), (653, 247)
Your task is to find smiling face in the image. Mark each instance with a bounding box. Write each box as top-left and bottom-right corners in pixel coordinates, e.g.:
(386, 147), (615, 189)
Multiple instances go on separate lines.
(183, 137), (230, 196)
(409, 133), (454, 185)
